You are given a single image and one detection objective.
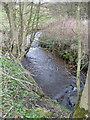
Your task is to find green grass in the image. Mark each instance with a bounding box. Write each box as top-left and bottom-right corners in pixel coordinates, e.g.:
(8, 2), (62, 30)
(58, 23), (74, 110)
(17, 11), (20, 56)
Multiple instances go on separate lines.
(1, 56), (50, 118)
(0, 55), (69, 118)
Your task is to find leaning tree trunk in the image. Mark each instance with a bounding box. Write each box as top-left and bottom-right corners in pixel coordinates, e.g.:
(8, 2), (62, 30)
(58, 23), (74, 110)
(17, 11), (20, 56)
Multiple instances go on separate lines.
(80, 61), (90, 112)
(72, 61), (90, 118)
(72, 2), (90, 117)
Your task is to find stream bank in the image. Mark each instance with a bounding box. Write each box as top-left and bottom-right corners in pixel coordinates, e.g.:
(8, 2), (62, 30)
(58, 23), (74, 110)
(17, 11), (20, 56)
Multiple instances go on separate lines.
(2, 55), (69, 118)
(22, 32), (86, 112)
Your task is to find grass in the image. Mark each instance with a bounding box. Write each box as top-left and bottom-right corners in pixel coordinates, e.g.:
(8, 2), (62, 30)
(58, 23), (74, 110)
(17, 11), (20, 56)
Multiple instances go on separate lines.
(0, 54), (69, 118)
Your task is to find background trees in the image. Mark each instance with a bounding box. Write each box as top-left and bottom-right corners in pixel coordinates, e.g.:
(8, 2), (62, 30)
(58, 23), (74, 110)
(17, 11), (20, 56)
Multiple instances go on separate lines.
(47, 2), (88, 19)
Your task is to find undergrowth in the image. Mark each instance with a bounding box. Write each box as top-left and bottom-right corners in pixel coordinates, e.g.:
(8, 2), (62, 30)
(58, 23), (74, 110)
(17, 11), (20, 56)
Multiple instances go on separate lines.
(39, 37), (89, 74)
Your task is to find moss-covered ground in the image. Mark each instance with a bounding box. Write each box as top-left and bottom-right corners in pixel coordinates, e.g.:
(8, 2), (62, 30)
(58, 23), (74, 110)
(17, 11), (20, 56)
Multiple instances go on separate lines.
(0, 55), (69, 118)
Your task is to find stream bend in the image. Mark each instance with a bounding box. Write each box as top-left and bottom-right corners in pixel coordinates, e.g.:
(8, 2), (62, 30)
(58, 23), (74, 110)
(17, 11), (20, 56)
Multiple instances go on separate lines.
(22, 46), (78, 111)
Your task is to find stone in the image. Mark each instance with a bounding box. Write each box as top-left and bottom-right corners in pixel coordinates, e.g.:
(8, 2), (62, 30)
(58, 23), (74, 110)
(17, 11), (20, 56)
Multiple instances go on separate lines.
(69, 96), (77, 106)
(73, 87), (77, 92)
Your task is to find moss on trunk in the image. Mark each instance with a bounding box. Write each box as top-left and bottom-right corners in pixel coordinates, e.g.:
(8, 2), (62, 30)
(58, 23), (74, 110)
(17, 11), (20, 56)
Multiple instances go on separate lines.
(72, 104), (89, 119)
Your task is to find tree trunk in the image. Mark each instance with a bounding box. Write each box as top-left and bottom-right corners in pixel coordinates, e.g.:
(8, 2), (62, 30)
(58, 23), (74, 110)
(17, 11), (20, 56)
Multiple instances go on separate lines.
(19, 2), (27, 60)
(25, 2), (41, 55)
(76, 3), (82, 100)
(80, 61), (90, 112)
(3, 3), (19, 57)
(72, 61), (89, 118)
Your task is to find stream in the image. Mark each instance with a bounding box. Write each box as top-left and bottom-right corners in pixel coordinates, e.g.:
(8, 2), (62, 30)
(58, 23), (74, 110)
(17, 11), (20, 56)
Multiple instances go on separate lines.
(22, 32), (85, 111)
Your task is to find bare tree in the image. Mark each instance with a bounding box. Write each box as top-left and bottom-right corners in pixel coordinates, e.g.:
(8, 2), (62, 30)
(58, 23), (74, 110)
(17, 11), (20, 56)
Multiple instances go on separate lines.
(2, 1), (41, 60)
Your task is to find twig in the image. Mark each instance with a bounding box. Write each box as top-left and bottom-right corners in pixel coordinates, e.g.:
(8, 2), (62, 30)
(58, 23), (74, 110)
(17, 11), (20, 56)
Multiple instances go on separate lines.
(11, 54), (30, 75)
(72, 28), (78, 36)
(80, 62), (88, 71)
(0, 22), (9, 30)
(3, 106), (14, 118)
(2, 72), (33, 89)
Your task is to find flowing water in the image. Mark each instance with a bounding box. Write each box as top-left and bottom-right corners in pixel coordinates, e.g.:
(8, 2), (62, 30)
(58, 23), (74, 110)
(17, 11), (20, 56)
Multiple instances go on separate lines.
(22, 32), (85, 111)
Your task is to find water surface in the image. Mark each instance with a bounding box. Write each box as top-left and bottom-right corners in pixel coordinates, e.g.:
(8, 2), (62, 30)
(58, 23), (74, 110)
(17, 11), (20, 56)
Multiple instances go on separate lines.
(22, 47), (77, 111)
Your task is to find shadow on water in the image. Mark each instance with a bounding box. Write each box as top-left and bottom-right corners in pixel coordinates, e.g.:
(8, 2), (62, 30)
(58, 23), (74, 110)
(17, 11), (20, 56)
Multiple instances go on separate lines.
(22, 32), (84, 111)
